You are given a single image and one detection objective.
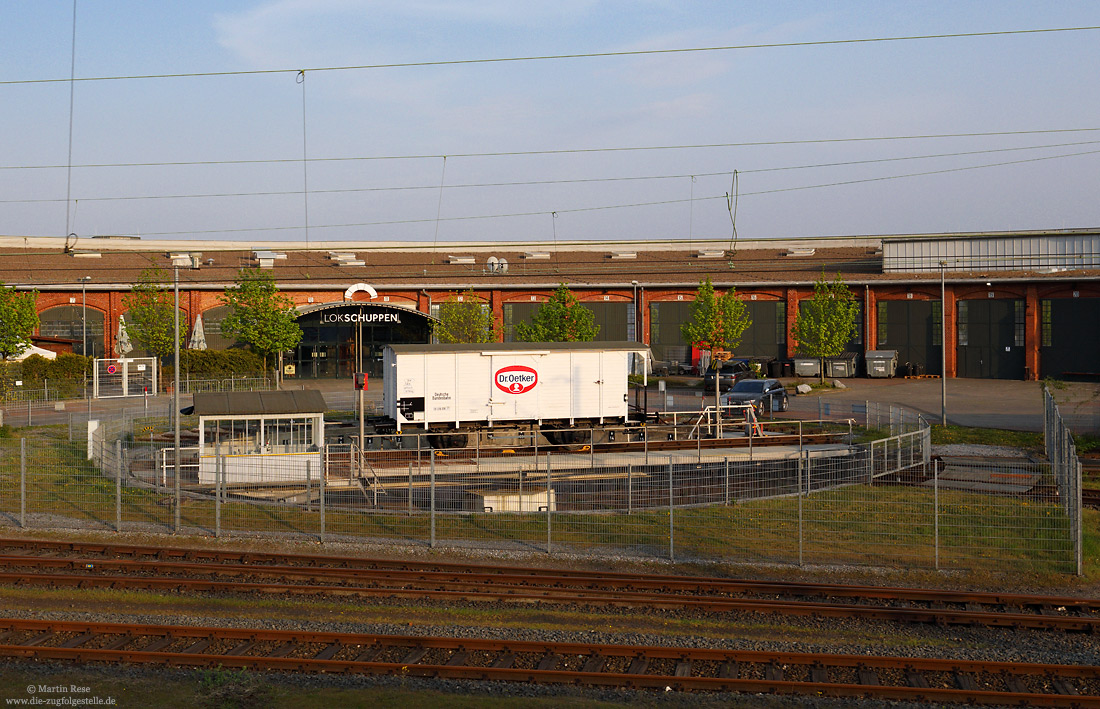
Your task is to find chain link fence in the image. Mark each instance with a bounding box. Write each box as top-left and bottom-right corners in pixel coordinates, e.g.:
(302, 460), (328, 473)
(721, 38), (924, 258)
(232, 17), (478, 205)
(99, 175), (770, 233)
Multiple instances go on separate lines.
(0, 394), (1082, 574)
(1044, 386), (1084, 575)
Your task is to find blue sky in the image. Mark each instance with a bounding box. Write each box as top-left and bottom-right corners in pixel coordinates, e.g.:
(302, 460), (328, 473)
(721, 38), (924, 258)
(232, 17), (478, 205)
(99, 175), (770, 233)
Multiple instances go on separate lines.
(2, 1), (1098, 244)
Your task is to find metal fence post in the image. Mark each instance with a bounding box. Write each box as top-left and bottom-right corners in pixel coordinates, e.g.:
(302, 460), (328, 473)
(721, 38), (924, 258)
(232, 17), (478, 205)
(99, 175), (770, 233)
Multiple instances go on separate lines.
(546, 452), (552, 554)
(627, 464), (633, 513)
(1076, 459), (1083, 576)
(115, 439), (122, 532)
(20, 438), (26, 529)
(173, 436), (181, 535)
(798, 450), (804, 567)
(724, 457), (729, 506)
(319, 449), (326, 544)
(429, 453), (436, 548)
(215, 454), (222, 538)
(934, 458), (940, 571)
(305, 460), (312, 513)
(668, 458), (674, 562)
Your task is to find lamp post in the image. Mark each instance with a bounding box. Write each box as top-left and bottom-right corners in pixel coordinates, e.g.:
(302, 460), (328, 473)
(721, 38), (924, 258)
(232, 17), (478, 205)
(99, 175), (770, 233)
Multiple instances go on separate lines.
(174, 264), (181, 531)
(940, 261), (947, 426)
(168, 255), (190, 532)
(79, 276), (91, 356)
(631, 280), (639, 342)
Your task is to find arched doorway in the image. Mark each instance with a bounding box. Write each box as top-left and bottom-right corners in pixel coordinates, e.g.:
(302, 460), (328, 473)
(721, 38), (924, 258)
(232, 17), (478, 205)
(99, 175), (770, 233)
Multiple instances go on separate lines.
(38, 305), (105, 357)
(293, 302), (435, 379)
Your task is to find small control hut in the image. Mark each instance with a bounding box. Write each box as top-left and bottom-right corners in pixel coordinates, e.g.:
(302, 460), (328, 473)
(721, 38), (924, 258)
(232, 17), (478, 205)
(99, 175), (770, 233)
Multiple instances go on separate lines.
(192, 390), (326, 486)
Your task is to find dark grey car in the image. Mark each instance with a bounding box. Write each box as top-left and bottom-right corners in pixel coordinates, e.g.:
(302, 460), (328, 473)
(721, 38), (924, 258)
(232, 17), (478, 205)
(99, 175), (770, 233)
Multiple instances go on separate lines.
(721, 378), (789, 412)
(702, 360), (754, 392)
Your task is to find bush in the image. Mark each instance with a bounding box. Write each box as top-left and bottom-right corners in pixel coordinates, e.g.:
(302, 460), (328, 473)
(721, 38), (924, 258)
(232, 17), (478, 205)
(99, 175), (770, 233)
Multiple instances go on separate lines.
(163, 349), (267, 381)
(15, 353), (91, 383)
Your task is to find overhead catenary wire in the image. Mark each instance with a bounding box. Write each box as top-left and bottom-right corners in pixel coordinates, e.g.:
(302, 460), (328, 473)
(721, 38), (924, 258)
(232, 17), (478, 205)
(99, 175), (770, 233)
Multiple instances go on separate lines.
(62, 0), (77, 241)
(4, 128), (1100, 172)
(2, 25), (1098, 86)
(2, 138), (1099, 206)
(58, 146), (1098, 239)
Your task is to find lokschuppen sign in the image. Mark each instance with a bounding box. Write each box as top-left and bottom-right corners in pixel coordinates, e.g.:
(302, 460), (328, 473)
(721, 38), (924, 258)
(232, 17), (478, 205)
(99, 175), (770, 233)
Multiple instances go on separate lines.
(320, 311), (401, 324)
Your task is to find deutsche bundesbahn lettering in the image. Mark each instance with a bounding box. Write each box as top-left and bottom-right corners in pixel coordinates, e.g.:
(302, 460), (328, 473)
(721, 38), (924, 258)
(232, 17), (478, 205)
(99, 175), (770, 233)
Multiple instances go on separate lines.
(494, 366), (538, 394)
(320, 311), (401, 324)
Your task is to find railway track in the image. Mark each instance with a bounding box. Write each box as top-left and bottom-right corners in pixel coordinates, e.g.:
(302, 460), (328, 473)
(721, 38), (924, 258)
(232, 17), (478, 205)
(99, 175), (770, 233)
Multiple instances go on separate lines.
(0, 617), (1096, 706)
(360, 429), (849, 464)
(1, 537), (1097, 632)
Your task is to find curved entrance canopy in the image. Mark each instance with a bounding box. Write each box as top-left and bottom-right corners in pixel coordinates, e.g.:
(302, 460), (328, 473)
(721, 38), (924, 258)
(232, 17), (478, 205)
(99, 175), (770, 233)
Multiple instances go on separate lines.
(293, 302), (437, 379)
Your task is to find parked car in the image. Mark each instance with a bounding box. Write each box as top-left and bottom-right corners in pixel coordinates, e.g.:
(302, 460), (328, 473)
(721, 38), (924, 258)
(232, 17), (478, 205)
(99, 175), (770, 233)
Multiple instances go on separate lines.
(721, 378), (789, 413)
(701, 360), (754, 392)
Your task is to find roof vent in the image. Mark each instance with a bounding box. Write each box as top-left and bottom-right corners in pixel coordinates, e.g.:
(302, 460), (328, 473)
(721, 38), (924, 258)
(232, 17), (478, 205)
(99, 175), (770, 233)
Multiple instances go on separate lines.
(71, 252), (102, 259)
(524, 251), (551, 260)
(785, 248), (816, 257)
(486, 256), (509, 274)
(329, 251), (365, 266)
(610, 251), (637, 260)
(695, 249), (725, 259)
(447, 255), (475, 265)
(252, 250), (287, 269)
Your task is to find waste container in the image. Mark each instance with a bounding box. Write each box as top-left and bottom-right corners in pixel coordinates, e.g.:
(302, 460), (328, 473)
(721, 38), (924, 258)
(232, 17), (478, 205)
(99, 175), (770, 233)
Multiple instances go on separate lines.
(768, 360), (783, 378)
(825, 352), (859, 378)
(781, 360), (794, 377)
(865, 350), (898, 378)
(794, 358), (820, 377)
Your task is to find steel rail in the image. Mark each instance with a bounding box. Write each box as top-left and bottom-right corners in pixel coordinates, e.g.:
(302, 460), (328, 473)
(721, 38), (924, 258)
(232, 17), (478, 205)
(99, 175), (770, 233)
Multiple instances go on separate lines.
(0, 618), (1095, 706)
(0, 565), (1095, 632)
(361, 431), (846, 464)
(0, 537), (1095, 613)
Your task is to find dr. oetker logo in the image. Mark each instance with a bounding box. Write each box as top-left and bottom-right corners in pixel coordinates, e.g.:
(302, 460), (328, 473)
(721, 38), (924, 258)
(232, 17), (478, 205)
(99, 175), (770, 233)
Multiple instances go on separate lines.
(494, 366), (538, 394)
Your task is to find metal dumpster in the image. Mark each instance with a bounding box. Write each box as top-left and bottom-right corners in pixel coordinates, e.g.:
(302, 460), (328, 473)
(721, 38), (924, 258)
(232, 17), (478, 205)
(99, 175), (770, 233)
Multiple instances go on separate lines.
(825, 352), (859, 378)
(794, 358), (820, 377)
(865, 350), (898, 378)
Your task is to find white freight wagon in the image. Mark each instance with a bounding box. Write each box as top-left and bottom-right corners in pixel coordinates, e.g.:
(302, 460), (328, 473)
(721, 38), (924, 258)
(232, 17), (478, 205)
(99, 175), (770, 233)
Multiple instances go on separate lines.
(383, 342), (650, 436)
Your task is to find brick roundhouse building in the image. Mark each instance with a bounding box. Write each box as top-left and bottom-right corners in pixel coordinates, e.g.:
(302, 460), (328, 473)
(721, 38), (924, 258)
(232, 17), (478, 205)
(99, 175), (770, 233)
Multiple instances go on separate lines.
(2, 228), (1098, 382)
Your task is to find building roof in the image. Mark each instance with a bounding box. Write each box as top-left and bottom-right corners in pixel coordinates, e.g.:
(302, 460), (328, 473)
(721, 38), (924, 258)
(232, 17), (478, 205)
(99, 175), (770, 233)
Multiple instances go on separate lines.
(191, 390), (327, 417)
(1, 229), (1098, 291)
(386, 341), (652, 354)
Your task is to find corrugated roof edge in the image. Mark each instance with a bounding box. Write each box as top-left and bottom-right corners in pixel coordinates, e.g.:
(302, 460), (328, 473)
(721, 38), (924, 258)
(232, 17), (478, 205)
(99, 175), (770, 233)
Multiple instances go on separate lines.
(385, 341), (652, 354)
(192, 389), (327, 416)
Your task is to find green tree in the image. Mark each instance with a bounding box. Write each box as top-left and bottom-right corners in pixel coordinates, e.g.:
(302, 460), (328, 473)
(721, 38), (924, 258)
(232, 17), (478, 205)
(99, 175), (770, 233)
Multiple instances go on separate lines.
(791, 271), (859, 383)
(435, 290), (499, 343)
(220, 269), (303, 387)
(122, 268), (185, 360)
(515, 283), (599, 342)
(0, 282), (39, 359)
(680, 275), (751, 407)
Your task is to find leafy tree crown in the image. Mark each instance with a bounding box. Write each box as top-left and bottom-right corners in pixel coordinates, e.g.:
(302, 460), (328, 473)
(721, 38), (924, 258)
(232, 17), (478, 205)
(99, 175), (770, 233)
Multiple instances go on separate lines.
(121, 268), (186, 359)
(219, 269), (303, 365)
(435, 290), (499, 344)
(0, 283), (39, 359)
(679, 276), (751, 360)
(790, 271), (859, 359)
(514, 283), (599, 342)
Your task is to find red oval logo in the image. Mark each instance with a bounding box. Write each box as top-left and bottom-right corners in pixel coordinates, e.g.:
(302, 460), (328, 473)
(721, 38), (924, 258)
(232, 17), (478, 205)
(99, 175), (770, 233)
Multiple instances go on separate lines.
(494, 365), (538, 394)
